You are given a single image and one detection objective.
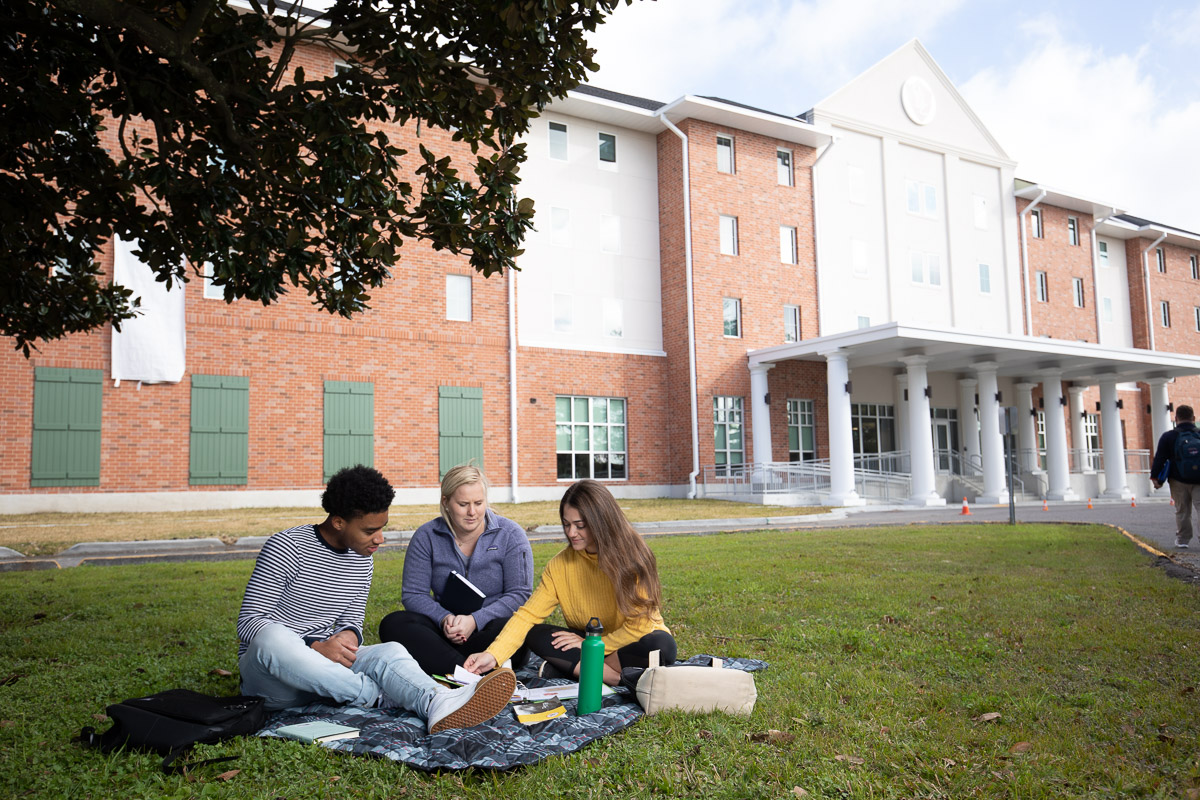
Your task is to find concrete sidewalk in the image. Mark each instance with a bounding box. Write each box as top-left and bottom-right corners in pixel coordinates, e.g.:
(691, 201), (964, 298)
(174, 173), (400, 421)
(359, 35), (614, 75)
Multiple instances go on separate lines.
(0, 496), (1193, 574)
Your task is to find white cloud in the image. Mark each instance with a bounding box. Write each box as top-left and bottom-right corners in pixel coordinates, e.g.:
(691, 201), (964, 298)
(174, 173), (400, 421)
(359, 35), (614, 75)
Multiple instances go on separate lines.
(962, 22), (1200, 229)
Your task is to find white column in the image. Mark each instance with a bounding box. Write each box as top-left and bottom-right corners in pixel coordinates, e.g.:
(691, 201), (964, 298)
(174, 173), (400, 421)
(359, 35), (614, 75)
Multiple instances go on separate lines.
(957, 377), (980, 474)
(1099, 380), (1132, 499)
(1042, 373), (1078, 500)
(1016, 382), (1039, 474)
(894, 372), (910, 455)
(976, 363), (1009, 504)
(1067, 385), (1088, 472)
(749, 364), (775, 467)
(901, 355), (944, 506)
(823, 350), (863, 506)
(1148, 378), (1172, 495)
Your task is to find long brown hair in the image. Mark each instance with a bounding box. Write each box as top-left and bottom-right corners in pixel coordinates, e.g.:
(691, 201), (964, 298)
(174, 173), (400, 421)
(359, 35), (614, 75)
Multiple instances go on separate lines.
(559, 480), (662, 619)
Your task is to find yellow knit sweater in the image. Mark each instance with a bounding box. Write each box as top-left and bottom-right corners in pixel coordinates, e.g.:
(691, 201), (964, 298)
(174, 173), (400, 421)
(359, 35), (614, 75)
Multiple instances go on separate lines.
(485, 547), (669, 664)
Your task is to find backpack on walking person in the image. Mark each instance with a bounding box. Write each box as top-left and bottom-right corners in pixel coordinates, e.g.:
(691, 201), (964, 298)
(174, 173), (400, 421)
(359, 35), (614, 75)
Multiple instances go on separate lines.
(1174, 428), (1200, 483)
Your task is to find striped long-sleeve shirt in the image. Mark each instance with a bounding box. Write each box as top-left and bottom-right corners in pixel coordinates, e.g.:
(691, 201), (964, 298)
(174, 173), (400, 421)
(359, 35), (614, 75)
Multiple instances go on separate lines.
(237, 524), (373, 657)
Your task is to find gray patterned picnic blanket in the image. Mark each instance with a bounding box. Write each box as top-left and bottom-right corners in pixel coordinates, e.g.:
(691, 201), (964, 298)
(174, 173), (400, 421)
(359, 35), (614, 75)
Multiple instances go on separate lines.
(256, 654), (767, 771)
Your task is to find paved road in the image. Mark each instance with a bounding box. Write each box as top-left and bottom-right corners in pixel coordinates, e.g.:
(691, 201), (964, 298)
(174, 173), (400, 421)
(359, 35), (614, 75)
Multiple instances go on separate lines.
(1, 497), (1193, 575)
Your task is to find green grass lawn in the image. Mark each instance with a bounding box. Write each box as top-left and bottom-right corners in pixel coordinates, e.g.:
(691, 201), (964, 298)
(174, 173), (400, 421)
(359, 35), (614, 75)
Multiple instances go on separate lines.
(3, 523), (1199, 798)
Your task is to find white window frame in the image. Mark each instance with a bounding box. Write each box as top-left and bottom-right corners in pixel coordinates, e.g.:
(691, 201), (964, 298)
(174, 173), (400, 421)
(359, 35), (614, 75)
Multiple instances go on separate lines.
(1162, 300), (1171, 328)
(548, 121), (568, 161)
(1067, 216), (1080, 246)
(978, 263), (991, 294)
(1194, 306), (1200, 333)
(1098, 240), (1109, 265)
(600, 215), (620, 254)
(776, 148), (793, 187)
(1191, 255), (1199, 280)
(857, 315), (871, 329)
(1103, 297), (1113, 323)
(1030, 208), (1043, 238)
(779, 225), (797, 264)
(553, 293), (572, 332)
(905, 179), (939, 218)
(556, 395), (627, 481)
(597, 131), (617, 168)
(549, 206), (570, 247)
(847, 165), (866, 205)
(1072, 277), (1085, 308)
(786, 398), (816, 462)
(712, 396), (745, 475)
(1036, 271), (1048, 303)
(445, 274), (472, 321)
(716, 134), (735, 174)
(723, 297), (741, 338)
(719, 215), (738, 256)
(602, 298), (623, 338)
(1157, 247), (1166, 273)
(201, 261), (224, 300)
(784, 305), (800, 343)
(850, 239), (868, 277)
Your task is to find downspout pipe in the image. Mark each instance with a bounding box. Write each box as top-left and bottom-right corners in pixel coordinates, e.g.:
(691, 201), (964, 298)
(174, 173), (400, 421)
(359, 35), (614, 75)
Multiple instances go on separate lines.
(1018, 189), (1047, 336)
(1142, 231), (1168, 352)
(1089, 208), (1115, 344)
(657, 113), (701, 499)
(508, 267), (519, 502)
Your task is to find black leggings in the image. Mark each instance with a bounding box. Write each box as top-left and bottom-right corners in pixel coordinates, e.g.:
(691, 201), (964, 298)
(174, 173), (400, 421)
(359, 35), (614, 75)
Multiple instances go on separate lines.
(525, 623), (676, 675)
(378, 610), (529, 676)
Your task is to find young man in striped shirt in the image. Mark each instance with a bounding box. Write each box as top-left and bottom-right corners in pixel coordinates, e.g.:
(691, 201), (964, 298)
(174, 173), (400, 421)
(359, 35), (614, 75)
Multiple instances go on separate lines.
(237, 465), (516, 733)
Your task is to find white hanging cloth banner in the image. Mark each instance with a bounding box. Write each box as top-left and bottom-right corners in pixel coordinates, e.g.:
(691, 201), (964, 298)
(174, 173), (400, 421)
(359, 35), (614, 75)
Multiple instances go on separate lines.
(110, 237), (186, 384)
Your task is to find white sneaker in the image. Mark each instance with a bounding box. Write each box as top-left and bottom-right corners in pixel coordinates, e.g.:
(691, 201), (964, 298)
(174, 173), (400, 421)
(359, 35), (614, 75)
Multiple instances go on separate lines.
(426, 668), (516, 734)
(1177, 540), (1190, 549)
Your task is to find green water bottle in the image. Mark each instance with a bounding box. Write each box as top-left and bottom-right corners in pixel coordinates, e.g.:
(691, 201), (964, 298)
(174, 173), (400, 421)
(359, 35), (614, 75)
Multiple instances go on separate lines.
(577, 617), (604, 715)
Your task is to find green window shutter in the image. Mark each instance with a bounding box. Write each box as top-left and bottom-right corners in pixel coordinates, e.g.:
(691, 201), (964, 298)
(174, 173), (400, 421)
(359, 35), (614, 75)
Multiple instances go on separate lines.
(438, 386), (483, 478)
(324, 381), (374, 482)
(189, 375), (249, 485)
(31, 368), (102, 487)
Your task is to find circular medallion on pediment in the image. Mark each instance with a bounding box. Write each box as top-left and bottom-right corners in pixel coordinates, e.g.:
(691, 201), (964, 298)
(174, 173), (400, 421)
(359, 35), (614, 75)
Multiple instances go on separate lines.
(901, 76), (936, 126)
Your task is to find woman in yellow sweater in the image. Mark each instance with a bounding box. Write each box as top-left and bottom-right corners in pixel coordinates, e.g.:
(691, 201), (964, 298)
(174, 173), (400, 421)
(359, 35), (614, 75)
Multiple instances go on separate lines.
(464, 480), (676, 685)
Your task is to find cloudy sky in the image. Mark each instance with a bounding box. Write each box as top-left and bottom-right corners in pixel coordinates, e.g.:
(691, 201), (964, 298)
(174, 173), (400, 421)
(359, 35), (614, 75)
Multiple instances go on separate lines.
(584, 0), (1200, 231)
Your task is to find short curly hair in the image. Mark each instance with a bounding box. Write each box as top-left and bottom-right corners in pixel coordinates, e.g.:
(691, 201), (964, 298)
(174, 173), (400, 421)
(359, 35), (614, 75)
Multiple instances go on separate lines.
(321, 465), (395, 520)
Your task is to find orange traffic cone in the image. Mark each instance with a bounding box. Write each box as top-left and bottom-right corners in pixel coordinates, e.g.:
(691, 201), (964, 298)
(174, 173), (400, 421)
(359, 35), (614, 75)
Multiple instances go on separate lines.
(1042, 500), (1048, 511)
(1131, 496), (1137, 508)
(1087, 498), (1093, 509)
(960, 497), (971, 515)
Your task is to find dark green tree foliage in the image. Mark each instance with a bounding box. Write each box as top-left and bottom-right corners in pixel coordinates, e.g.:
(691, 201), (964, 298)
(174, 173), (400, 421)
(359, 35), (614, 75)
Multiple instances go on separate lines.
(0, 0), (628, 354)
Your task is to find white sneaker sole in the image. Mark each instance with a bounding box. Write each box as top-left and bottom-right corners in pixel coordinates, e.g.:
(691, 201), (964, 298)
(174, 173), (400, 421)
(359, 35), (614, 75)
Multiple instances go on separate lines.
(429, 668), (516, 733)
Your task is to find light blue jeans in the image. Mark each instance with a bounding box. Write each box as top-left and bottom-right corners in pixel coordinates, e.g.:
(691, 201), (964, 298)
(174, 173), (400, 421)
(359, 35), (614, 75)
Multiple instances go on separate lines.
(239, 623), (441, 712)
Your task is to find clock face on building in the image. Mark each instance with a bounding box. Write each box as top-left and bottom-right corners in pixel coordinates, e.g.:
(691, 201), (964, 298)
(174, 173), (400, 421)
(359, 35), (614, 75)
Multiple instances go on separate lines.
(901, 76), (937, 126)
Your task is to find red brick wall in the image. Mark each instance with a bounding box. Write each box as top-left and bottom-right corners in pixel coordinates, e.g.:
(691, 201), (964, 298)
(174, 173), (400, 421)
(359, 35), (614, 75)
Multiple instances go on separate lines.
(1018, 200), (1098, 342)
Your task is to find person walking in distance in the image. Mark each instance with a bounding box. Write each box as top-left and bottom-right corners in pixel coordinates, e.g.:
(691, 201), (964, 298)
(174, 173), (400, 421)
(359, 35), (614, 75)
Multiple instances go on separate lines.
(1151, 405), (1200, 549)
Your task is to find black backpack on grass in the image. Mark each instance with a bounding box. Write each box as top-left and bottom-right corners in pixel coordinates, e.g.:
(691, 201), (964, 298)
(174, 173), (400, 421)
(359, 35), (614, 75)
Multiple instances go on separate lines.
(80, 689), (266, 774)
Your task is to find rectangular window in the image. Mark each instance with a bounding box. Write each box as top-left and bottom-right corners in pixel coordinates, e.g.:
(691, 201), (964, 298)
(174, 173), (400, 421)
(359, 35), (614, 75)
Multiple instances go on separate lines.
(446, 274), (471, 321)
(1103, 297), (1113, 323)
(723, 297), (741, 337)
(973, 196), (988, 230)
(1030, 208), (1043, 238)
(923, 184), (938, 216)
(553, 293), (572, 332)
(787, 399), (816, 462)
(600, 215), (620, 254)
(190, 375), (249, 485)
(906, 180), (920, 214)
(1072, 277), (1085, 308)
(857, 315), (871, 329)
(978, 263), (991, 294)
(910, 251), (924, 284)
(719, 215), (738, 256)
(1098, 240), (1109, 265)
(556, 396), (626, 480)
(1157, 247), (1167, 273)
(1162, 300), (1171, 327)
(548, 121), (568, 160)
(779, 225), (797, 264)
(550, 206), (570, 247)
(201, 262), (224, 300)
(1195, 307), (1200, 333)
(928, 254), (941, 286)
(31, 367), (102, 487)
(438, 386), (483, 478)
(776, 149), (793, 186)
(1067, 216), (1080, 246)
(323, 381), (374, 482)
(1192, 255), (1199, 280)
(716, 135), (734, 174)
(713, 396), (744, 475)
(851, 239), (868, 277)
(847, 165), (866, 205)
(603, 298), (623, 338)
(1036, 271), (1049, 302)
(597, 132), (616, 165)
(850, 403), (896, 456)
(906, 180), (938, 217)
(784, 304), (800, 342)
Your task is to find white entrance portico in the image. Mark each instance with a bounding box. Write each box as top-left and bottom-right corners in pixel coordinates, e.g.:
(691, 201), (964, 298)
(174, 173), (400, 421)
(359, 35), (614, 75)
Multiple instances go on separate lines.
(747, 323), (1200, 506)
